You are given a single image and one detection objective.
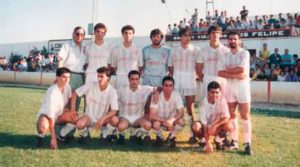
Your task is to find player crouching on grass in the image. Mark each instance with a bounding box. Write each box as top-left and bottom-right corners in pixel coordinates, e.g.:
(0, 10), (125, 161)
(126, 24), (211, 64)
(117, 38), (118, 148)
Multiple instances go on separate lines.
(192, 81), (232, 153)
(36, 67), (78, 149)
(74, 67), (119, 144)
(149, 76), (185, 148)
(116, 70), (158, 145)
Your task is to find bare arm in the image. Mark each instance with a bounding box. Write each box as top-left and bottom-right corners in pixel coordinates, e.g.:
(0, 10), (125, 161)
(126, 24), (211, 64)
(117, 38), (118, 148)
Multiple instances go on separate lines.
(226, 67), (244, 74)
(196, 63), (204, 82)
(48, 117), (58, 149)
(218, 70), (246, 80)
(168, 66), (174, 76)
(70, 92), (77, 113)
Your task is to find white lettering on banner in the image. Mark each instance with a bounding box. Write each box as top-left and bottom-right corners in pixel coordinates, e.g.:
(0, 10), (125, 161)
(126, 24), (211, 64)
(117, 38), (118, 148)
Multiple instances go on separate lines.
(291, 27), (300, 36)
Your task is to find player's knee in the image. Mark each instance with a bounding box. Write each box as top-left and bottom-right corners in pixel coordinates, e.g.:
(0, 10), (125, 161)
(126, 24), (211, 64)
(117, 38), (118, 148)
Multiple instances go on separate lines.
(76, 121), (86, 130)
(192, 122), (201, 133)
(110, 116), (119, 126)
(142, 121), (152, 131)
(224, 122), (233, 132)
(178, 118), (185, 126)
(117, 121), (128, 132)
(240, 112), (250, 120)
(230, 112), (237, 119)
(152, 121), (161, 130)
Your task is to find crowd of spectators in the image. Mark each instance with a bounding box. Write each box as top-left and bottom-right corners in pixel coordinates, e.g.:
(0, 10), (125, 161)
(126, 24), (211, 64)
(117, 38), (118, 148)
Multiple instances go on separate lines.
(250, 43), (300, 82)
(0, 47), (58, 72)
(167, 6), (300, 35)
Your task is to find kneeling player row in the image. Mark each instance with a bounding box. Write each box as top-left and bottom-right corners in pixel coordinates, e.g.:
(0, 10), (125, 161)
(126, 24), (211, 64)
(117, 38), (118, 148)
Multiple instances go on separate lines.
(36, 67), (236, 154)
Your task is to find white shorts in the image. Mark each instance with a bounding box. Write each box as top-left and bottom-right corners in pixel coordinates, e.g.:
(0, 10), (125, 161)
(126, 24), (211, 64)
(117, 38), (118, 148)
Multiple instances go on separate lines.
(120, 114), (142, 126)
(174, 72), (197, 96)
(115, 74), (129, 89)
(85, 72), (98, 84)
(226, 80), (251, 103)
(142, 75), (163, 87)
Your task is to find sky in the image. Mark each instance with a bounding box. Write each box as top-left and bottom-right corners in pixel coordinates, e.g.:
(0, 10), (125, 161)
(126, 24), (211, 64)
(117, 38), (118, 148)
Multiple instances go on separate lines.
(0, 0), (300, 44)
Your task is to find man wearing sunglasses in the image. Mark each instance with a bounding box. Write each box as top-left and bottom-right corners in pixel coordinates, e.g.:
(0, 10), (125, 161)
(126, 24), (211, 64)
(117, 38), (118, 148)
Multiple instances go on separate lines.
(57, 27), (87, 139)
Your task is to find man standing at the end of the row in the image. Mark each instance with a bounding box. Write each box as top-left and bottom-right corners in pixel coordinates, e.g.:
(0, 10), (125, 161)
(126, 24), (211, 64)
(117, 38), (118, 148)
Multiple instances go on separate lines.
(218, 31), (253, 155)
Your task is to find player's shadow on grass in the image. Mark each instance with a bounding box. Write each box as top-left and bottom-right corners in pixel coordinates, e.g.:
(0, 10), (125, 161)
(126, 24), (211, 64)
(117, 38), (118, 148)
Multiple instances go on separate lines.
(0, 132), (178, 152)
(252, 109), (300, 119)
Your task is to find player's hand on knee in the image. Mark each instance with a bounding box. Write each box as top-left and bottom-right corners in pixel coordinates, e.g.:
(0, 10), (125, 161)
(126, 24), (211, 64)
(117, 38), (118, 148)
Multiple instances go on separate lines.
(208, 125), (217, 135)
(95, 118), (104, 130)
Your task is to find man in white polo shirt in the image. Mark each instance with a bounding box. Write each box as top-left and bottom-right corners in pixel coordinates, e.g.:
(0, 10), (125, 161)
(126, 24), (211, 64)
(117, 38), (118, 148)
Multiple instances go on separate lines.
(75, 67), (119, 144)
(168, 27), (199, 144)
(218, 31), (253, 155)
(85, 23), (112, 84)
(116, 70), (154, 145)
(58, 26), (86, 112)
(108, 25), (142, 89)
(36, 67), (78, 149)
(196, 25), (228, 99)
(192, 81), (232, 153)
(150, 76), (185, 147)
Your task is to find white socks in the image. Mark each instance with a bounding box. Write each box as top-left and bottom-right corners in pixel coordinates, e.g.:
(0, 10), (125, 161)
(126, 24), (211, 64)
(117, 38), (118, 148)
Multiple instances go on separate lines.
(170, 124), (184, 138)
(230, 118), (239, 141)
(102, 124), (115, 138)
(60, 123), (76, 137)
(242, 119), (252, 144)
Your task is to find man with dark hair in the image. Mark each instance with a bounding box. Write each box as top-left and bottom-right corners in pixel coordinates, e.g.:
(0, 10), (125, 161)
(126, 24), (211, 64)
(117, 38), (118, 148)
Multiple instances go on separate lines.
(36, 67), (78, 149)
(197, 25), (228, 100)
(58, 26), (86, 113)
(150, 76), (185, 147)
(218, 31), (253, 155)
(74, 66), (119, 144)
(240, 6), (249, 20)
(116, 70), (156, 144)
(85, 23), (112, 83)
(192, 81), (232, 153)
(109, 25), (142, 89)
(168, 27), (199, 144)
(139, 28), (170, 87)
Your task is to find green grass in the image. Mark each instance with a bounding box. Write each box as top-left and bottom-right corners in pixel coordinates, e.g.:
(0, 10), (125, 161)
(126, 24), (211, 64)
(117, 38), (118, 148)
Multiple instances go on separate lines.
(0, 86), (299, 167)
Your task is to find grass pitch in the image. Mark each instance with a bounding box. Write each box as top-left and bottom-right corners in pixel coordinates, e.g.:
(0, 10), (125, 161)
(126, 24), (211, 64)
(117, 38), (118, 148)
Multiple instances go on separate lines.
(0, 86), (299, 167)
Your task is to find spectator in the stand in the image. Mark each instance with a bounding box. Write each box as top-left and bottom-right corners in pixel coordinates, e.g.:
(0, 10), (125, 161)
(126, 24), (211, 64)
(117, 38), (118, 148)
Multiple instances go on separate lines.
(293, 54), (298, 65)
(263, 63), (271, 79)
(256, 69), (266, 81)
(214, 10), (219, 20)
(250, 53), (260, 69)
(280, 18), (288, 28)
(240, 6), (249, 20)
(273, 65), (282, 76)
(286, 14), (294, 26)
(217, 11), (226, 30)
(167, 24), (172, 35)
(277, 71), (287, 81)
(286, 69), (299, 82)
(268, 14), (278, 28)
(256, 19), (264, 30)
(248, 20), (256, 30)
(294, 66), (300, 80)
(179, 19), (187, 29)
(191, 24), (199, 33)
(269, 70), (278, 81)
(172, 23), (179, 34)
(235, 20), (243, 30)
(249, 68), (257, 80)
(280, 49), (293, 69)
(278, 13), (283, 22)
(17, 58), (28, 72)
(253, 15), (259, 29)
(259, 43), (270, 64)
(226, 20), (235, 30)
(296, 14), (300, 26)
(269, 48), (281, 69)
(191, 8), (199, 27)
(254, 64), (262, 76)
(199, 19), (206, 32)
(296, 59), (300, 69)
(241, 18), (250, 29)
(206, 11), (212, 25)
